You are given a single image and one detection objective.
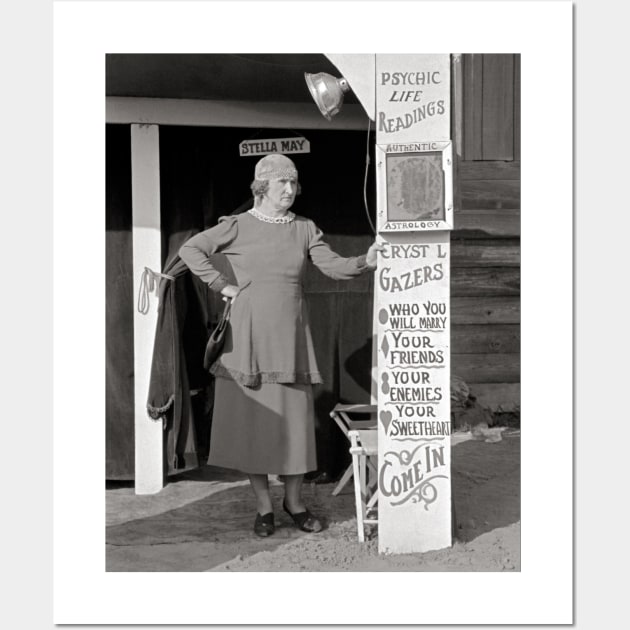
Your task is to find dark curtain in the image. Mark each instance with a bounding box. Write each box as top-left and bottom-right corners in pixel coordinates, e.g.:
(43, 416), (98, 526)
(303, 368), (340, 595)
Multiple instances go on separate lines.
(106, 123), (376, 480)
(106, 125), (135, 479)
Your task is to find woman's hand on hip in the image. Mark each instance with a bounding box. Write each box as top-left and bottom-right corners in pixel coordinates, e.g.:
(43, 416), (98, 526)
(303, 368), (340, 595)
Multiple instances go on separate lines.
(220, 284), (240, 301)
(366, 241), (386, 268)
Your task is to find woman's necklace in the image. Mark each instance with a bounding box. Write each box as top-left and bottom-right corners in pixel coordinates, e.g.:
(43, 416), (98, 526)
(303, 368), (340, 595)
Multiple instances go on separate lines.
(248, 207), (295, 224)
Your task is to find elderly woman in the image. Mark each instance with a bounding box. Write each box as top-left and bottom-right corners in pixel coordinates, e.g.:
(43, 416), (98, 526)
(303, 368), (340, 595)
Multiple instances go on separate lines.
(179, 154), (382, 537)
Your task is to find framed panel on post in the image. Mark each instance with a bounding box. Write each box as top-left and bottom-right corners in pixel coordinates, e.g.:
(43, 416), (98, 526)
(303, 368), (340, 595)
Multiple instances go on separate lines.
(376, 141), (453, 232)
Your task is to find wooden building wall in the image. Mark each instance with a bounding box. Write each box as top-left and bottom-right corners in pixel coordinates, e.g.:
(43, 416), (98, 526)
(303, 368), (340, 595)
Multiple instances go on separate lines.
(451, 54), (520, 413)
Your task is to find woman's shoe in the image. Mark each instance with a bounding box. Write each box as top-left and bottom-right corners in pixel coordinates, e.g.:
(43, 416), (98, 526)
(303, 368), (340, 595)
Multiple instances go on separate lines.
(254, 512), (275, 537)
(283, 501), (323, 533)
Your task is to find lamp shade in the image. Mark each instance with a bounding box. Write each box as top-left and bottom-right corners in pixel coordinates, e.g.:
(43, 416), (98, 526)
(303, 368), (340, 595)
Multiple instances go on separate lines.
(304, 72), (350, 120)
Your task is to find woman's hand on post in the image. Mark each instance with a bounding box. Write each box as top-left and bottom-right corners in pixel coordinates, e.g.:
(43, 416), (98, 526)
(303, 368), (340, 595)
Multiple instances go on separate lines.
(220, 284), (240, 302)
(366, 241), (386, 269)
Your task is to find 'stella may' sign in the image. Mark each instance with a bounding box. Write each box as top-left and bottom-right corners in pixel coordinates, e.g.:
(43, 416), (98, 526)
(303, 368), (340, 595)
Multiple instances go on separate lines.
(239, 137), (310, 157)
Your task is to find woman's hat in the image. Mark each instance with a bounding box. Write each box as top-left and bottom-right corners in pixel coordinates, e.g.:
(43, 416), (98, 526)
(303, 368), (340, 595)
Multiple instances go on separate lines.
(254, 154), (298, 181)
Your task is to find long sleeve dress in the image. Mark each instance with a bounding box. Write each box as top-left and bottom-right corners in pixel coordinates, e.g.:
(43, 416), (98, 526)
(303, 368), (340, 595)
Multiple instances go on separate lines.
(179, 209), (370, 475)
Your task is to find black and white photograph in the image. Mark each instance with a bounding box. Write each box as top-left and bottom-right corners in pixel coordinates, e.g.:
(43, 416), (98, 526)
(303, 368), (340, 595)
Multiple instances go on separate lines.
(105, 51), (521, 572)
(51, 1), (574, 625)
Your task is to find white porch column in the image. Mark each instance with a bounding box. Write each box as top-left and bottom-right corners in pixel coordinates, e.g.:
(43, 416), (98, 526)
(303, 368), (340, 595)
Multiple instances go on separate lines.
(131, 123), (163, 495)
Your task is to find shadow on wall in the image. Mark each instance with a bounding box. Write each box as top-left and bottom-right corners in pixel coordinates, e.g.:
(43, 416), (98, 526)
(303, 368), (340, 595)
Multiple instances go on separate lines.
(344, 336), (375, 396)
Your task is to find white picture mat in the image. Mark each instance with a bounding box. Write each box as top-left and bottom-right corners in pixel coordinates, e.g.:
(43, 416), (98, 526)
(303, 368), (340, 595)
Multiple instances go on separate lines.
(53, 1), (573, 625)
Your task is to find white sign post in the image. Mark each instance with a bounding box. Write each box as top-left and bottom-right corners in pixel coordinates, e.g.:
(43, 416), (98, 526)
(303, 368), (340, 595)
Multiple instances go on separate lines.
(375, 54), (453, 554)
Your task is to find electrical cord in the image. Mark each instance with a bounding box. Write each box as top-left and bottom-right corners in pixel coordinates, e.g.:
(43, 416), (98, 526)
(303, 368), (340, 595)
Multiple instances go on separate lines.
(363, 118), (377, 235)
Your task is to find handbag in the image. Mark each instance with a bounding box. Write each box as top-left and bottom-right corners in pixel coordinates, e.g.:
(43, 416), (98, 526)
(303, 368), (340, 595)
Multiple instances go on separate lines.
(203, 297), (232, 370)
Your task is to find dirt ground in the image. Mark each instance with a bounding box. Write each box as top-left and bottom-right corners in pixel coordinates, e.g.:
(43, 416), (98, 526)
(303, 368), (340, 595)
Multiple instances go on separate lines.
(106, 429), (520, 572)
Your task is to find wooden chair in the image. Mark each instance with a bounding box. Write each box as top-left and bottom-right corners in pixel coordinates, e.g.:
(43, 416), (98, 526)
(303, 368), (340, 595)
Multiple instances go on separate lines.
(329, 403), (378, 496)
(348, 428), (378, 542)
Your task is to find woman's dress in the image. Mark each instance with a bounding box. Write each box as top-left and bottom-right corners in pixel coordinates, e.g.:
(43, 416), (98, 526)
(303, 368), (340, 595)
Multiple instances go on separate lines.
(179, 210), (368, 474)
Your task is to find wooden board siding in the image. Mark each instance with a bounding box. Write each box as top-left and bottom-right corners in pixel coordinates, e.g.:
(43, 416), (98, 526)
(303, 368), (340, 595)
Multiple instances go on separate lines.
(451, 267), (520, 297)
(460, 179), (520, 209)
(451, 297), (520, 325)
(453, 354), (520, 384)
(469, 383), (520, 412)
(451, 239), (520, 267)
(462, 54), (518, 162)
(454, 163), (521, 240)
(514, 55), (521, 161)
(459, 160), (520, 181)
(453, 55), (520, 411)
(463, 54), (483, 161)
(452, 324), (520, 354)
(453, 208), (520, 238)
(481, 55), (515, 160)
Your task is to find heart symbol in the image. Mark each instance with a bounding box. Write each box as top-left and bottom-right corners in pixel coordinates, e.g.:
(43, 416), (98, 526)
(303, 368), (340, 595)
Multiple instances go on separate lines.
(380, 410), (393, 434)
